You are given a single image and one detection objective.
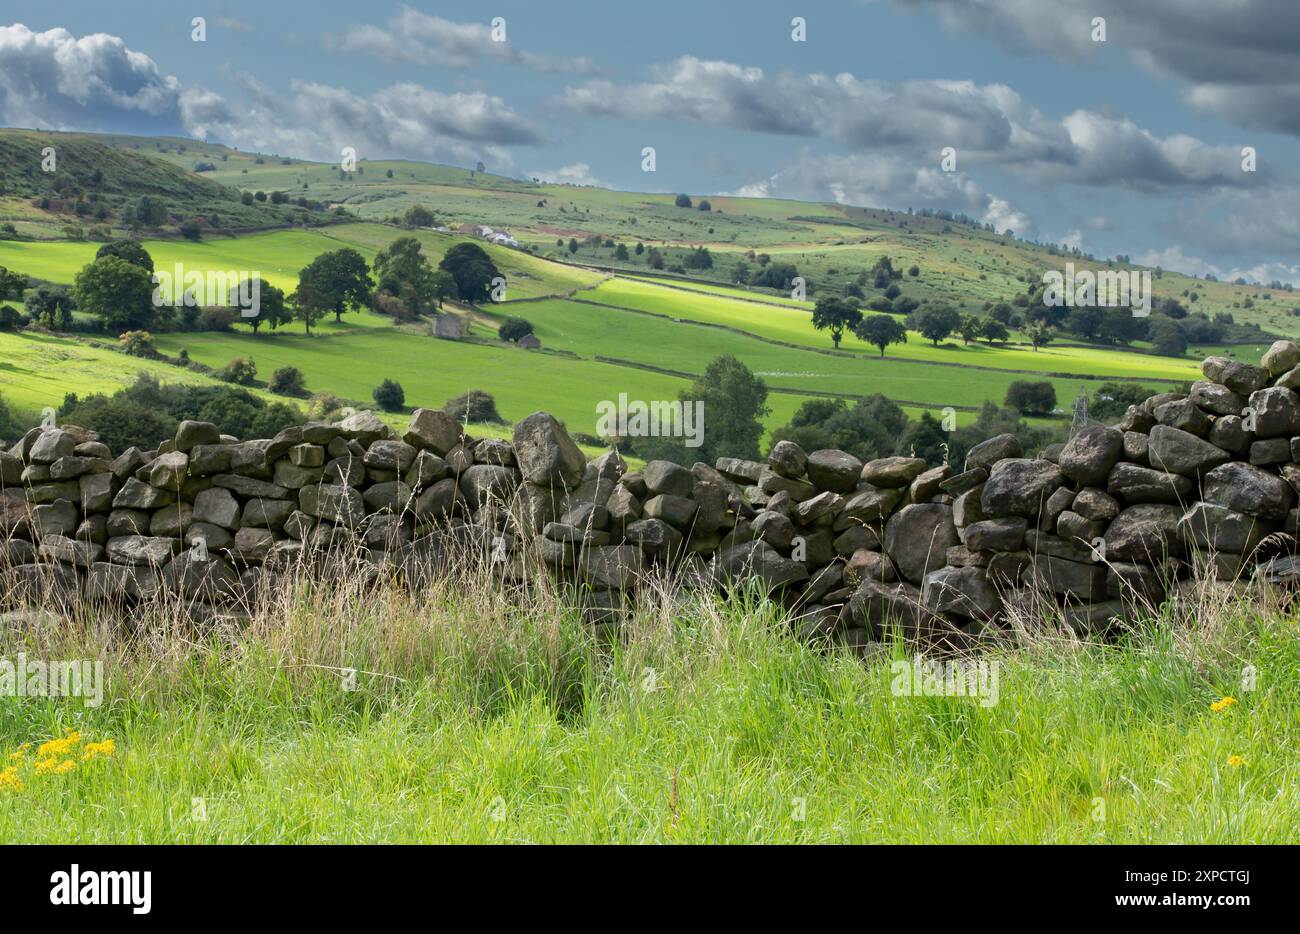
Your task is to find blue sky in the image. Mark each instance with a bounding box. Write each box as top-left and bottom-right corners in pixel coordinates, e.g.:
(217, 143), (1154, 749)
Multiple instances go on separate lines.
(2, 0), (1299, 286)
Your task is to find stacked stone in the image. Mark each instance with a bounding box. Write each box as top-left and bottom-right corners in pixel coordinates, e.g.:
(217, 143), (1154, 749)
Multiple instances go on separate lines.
(2, 343), (1298, 647)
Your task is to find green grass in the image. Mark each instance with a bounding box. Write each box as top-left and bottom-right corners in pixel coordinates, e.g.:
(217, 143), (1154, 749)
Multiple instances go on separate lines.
(1, 572), (1294, 843)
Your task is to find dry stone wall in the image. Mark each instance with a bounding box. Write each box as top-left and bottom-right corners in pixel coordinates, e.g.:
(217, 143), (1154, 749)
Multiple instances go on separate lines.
(3, 343), (1300, 648)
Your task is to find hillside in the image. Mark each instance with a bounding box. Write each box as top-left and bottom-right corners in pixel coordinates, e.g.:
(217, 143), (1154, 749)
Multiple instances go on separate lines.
(0, 129), (333, 239)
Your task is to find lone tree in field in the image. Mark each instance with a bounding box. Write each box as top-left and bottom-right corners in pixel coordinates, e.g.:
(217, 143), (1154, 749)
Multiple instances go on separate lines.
(373, 379), (406, 412)
(73, 256), (155, 332)
(811, 297), (862, 349)
(675, 193), (692, 208)
(296, 248), (372, 323)
(232, 278), (289, 334)
(855, 314), (908, 357)
(439, 242), (501, 304)
(1005, 380), (1057, 416)
(911, 305), (961, 345)
(95, 240), (154, 273)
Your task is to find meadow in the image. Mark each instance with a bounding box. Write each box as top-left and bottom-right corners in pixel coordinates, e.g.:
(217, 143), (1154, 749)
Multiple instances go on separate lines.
(0, 562), (1294, 844)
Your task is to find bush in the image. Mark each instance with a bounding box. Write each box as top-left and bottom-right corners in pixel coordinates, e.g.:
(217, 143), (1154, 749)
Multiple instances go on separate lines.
(1004, 380), (1058, 416)
(268, 366), (307, 397)
(118, 330), (157, 358)
(674, 194), (692, 208)
(219, 358), (258, 386)
(179, 219), (202, 241)
(373, 379), (406, 412)
(0, 305), (23, 331)
(443, 390), (503, 424)
(498, 317), (535, 342)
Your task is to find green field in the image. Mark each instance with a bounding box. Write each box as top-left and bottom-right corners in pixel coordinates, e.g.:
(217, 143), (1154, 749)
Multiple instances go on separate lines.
(2, 570), (1294, 843)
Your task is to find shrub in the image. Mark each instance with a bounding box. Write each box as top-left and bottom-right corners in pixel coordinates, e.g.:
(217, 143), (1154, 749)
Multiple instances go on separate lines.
(118, 330), (157, 358)
(674, 194), (692, 208)
(269, 366), (307, 397)
(0, 305), (23, 331)
(443, 390), (504, 424)
(498, 317), (535, 342)
(373, 379), (406, 412)
(219, 357), (258, 386)
(179, 219), (202, 241)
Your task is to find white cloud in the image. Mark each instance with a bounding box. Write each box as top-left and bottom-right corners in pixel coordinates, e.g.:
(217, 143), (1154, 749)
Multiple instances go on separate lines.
(529, 162), (605, 186)
(562, 57), (1261, 192)
(0, 23), (181, 130)
(337, 8), (598, 74)
(730, 150), (1036, 236)
(184, 77), (543, 170)
(904, 0), (1300, 136)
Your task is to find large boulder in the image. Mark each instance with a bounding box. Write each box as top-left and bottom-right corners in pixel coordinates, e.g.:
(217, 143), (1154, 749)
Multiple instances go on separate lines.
(980, 459), (1065, 519)
(1146, 425), (1231, 477)
(404, 408), (462, 455)
(860, 456), (926, 489)
(511, 413), (585, 490)
(713, 540), (809, 592)
(642, 460), (695, 498)
(1104, 504), (1185, 562)
(1178, 503), (1273, 555)
(1202, 356), (1267, 395)
(767, 440), (807, 479)
(299, 483), (366, 526)
(1058, 426), (1123, 487)
(884, 503), (958, 583)
(1202, 462), (1295, 521)
(965, 433), (1023, 471)
(1247, 386), (1300, 438)
(457, 464), (519, 507)
(922, 566), (1002, 620)
(1107, 462), (1195, 505)
(806, 449), (863, 493)
(1262, 340), (1300, 378)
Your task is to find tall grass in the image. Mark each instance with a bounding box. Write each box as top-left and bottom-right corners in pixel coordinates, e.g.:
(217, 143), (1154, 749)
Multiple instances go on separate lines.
(0, 547), (1296, 842)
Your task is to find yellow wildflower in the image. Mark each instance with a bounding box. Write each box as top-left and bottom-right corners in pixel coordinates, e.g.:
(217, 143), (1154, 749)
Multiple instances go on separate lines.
(36, 730), (81, 760)
(1228, 755), (1246, 767)
(0, 765), (22, 791)
(10, 743), (31, 762)
(1210, 696), (1237, 712)
(80, 740), (116, 762)
(52, 759), (76, 774)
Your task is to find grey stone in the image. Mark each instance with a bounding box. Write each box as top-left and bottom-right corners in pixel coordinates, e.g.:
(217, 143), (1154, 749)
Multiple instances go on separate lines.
(1202, 461), (1294, 520)
(1104, 504), (1186, 562)
(922, 566), (1002, 620)
(962, 517), (1026, 552)
(834, 486), (902, 530)
(299, 483), (366, 526)
(106, 535), (180, 566)
(884, 503), (958, 584)
(768, 440), (807, 479)
(512, 412), (585, 490)
(1178, 502), (1273, 555)
(148, 451), (189, 489)
(458, 464), (518, 507)
(965, 433), (1022, 471)
(1247, 386), (1300, 438)
(1190, 381), (1247, 417)
(860, 456), (926, 489)
(1059, 426), (1124, 486)
(1154, 399), (1211, 437)
(175, 420), (221, 452)
(28, 429), (76, 464)
(364, 440), (417, 473)
(980, 459), (1065, 519)
(642, 460), (695, 498)
(714, 540), (809, 591)
(149, 502), (193, 537)
(1262, 340), (1300, 378)
(1202, 356), (1267, 395)
(193, 487), (240, 529)
(643, 494), (698, 529)
(404, 408), (462, 455)
(1147, 425), (1230, 477)
(1107, 462), (1195, 505)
